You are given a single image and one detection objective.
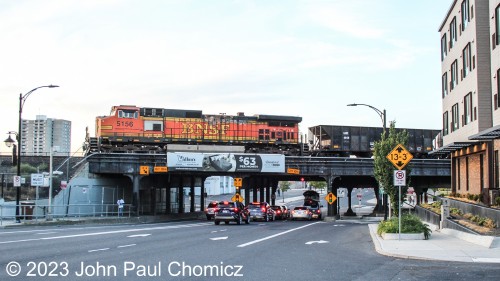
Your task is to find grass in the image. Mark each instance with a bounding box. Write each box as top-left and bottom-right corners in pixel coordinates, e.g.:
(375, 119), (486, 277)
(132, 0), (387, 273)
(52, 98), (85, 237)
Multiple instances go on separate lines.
(377, 214), (432, 240)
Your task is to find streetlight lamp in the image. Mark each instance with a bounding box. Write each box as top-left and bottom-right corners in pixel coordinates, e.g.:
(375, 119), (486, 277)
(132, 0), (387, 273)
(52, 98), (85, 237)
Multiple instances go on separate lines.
(346, 103), (386, 131)
(346, 103), (387, 220)
(7, 85), (59, 223)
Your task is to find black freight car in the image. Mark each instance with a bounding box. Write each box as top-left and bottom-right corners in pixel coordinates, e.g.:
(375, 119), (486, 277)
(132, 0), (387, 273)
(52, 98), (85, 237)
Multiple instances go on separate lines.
(308, 125), (440, 158)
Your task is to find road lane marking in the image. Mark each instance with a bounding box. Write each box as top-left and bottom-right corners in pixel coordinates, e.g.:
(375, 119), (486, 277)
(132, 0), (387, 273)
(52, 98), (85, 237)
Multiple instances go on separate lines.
(118, 244), (136, 248)
(127, 234), (151, 238)
(305, 240), (329, 245)
(0, 222), (211, 245)
(210, 236), (228, 240)
(88, 248), (110, 253)
(35, 232), (58, 235)
(237, 222), (322, 248)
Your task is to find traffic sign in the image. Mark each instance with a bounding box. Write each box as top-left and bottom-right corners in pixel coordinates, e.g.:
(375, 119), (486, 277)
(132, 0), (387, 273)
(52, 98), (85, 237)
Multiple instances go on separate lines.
(393, 170), (406, 186)
(356, 193), (362, 199)
(325, 192), (337, 205)
(140, 165), (149, 175)
(287, 168), (300, 174)
(386, 143), (413, 170)
(13, 176), (21, 187)
(31, 173), (44, 186)
(153, 166), (168, 173)
(233, 178), (242, 187)
(231, 193), (244, 203)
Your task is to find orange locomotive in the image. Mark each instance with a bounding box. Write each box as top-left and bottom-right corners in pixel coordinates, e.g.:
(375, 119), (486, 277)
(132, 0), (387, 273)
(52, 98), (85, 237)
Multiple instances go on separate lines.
(86, 105), (303, 154)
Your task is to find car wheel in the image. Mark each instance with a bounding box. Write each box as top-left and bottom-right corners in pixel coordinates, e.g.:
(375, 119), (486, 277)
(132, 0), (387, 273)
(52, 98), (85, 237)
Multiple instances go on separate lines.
(215, 220), (220, 225)
(237, 215), (242, 225)
(225, 221), (229, 225)
(206, 215), (211, 220)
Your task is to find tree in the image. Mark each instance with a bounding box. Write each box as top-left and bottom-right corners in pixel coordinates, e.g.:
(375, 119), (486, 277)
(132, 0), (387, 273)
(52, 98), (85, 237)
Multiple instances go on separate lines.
(308, 181), (327, 192)
(373, 121), (411, 217)
(279, 181), (291, 192)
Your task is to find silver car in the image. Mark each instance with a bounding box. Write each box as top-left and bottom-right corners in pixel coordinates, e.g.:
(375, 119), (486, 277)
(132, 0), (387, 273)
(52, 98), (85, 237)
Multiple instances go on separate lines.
(290, 206), (312, 221)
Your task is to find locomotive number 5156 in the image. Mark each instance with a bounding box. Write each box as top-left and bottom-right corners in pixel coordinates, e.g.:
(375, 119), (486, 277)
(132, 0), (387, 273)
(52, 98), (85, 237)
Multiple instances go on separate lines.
(116, 121), (134, 127)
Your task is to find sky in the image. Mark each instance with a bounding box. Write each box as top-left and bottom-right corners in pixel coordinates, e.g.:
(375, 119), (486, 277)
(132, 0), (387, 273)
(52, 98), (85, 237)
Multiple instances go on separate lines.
(0, 0), (452, 155)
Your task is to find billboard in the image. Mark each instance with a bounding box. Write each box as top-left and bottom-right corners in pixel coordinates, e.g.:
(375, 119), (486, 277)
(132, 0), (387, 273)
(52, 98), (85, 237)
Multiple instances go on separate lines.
(166, 152), (285, 173)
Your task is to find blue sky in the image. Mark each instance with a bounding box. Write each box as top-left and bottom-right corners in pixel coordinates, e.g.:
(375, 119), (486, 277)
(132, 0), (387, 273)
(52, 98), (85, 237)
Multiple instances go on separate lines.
(0, 0), (452, 154)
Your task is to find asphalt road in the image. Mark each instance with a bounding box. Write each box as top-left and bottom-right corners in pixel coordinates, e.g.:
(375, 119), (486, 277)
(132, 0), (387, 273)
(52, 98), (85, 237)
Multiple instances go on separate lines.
(1, 218), (499, 281)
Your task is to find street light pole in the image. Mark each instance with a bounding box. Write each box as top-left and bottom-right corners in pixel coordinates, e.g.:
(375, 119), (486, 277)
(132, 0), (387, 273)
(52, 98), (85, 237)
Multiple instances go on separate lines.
(347, 103), (388, 220)
(14, 85), (59, 222)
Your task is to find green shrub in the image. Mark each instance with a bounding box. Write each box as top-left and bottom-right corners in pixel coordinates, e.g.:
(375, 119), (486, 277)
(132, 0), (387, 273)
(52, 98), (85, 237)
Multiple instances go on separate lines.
(450, 207), (463, 216)
(377, 214), (432, 239)
(495, 196), (500, 206)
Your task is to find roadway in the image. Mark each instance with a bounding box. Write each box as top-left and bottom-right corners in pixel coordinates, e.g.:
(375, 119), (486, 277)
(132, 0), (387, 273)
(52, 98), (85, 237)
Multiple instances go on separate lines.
(1, 216), (499, 280)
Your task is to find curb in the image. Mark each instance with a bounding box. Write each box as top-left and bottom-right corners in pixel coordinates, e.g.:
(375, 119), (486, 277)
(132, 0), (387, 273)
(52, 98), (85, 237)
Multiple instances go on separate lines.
(367, 224), (435, 261)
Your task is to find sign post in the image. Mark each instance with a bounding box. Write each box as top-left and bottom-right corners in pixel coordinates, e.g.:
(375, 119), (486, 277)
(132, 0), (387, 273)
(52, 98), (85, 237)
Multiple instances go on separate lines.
(386, 143), (412, 241)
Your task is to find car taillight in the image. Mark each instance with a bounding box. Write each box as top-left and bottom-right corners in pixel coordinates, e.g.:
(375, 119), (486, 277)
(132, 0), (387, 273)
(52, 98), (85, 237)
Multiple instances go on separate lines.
(234, 208), (239, 212)
(291, 210), (295, 214)
(316, 210), (321, 213)
(261, 207), (266, 212)
(277, 210), (281, 214)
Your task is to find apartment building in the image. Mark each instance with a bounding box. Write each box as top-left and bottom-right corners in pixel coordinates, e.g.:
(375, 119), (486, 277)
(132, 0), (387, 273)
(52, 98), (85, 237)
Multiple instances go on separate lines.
(21, 115), (71, 156)
(435, 0), (500, 204)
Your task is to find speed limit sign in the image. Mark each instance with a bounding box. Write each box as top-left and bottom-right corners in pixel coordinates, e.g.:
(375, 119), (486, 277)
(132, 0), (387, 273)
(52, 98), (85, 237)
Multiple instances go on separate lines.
(393, 170), (406, 186)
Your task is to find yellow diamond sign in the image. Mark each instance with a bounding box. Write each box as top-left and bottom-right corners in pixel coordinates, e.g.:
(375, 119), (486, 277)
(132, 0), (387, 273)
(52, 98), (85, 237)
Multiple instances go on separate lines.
(231, 193), (244, 203)
(325, 192), (337, 205)
(386, 144), (413, 170)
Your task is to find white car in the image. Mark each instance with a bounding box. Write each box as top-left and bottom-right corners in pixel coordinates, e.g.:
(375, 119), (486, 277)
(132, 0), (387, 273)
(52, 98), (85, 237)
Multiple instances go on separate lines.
(290, 206), (312, 221)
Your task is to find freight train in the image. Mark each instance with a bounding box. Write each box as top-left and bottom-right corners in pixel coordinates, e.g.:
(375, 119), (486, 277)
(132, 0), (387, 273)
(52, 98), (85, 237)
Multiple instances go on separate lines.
(85, 105), (303, 155)
(84, 105), (441, 158)
(308, 125), (440, 158)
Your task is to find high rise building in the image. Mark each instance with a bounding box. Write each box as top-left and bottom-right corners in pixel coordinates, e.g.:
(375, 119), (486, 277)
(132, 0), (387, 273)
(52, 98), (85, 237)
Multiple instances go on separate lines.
(435, 0), (500, 204)
(21, 115), (71, 156)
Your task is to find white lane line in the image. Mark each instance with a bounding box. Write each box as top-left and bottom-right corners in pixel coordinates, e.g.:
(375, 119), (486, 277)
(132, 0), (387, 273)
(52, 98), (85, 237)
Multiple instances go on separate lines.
(127, 234), (151, 238)
(117, 244), (136, 248)
(88, 248), (110, 253)
(35, 232), (58, 235)
(237, 222), (322, 248)
(0, 222), (211, 245)
(210, 236), (228, 240)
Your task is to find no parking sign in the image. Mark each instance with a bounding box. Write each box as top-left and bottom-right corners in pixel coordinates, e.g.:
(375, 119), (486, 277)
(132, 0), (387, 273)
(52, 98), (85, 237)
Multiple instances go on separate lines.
(393, 170), (406, 186)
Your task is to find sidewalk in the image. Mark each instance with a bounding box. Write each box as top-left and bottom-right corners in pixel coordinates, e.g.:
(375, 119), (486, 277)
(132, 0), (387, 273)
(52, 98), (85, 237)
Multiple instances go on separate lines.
(368, 223), (500, 263)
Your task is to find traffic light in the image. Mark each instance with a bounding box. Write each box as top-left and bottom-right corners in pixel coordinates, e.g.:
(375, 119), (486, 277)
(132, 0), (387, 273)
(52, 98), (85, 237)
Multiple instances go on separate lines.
(300, 177), (304, 182)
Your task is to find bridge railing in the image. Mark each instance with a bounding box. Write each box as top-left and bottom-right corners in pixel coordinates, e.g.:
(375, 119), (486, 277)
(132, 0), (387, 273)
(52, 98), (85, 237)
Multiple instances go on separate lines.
(285, 157), (450, 176)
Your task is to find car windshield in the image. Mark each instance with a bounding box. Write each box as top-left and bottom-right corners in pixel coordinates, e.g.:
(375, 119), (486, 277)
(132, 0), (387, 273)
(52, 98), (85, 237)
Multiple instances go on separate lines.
(294, 207), (307, 210)
(271, 206), (281, 210)
(208, 203), (218, 208)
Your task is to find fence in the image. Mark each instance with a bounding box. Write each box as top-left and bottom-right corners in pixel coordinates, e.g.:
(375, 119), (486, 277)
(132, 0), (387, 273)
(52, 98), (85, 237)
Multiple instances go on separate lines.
(0, 203), (132, 225)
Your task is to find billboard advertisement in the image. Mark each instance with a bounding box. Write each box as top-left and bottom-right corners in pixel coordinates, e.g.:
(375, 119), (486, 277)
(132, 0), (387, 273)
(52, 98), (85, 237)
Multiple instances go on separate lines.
(166, 152), (285, 173)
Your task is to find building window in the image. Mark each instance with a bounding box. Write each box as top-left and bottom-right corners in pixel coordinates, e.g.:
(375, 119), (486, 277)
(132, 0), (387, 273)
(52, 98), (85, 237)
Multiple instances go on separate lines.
(452, 103), (459, 132)
(451, 60), (458, 90)
(442, 72), (448, 98)
(443, 111), (449, 136)
(496, 5), (500, 45)
(450, 17), (457, 48)
(441, 34), (447, 60)
(497, 69), (500, 109)
(464, 92), (472, 125)
(465, 157), (469, 191)
(462, 43), (472, 78)
(461, 0), (469, 31)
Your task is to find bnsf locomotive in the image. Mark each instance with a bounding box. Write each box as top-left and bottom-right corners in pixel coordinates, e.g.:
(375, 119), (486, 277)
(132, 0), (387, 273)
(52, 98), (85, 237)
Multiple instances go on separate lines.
(85, 105), (303, 155)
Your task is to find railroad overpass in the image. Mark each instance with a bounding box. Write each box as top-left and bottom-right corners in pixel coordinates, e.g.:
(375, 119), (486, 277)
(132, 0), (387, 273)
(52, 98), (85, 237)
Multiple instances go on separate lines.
(83, 153), (450, 217)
